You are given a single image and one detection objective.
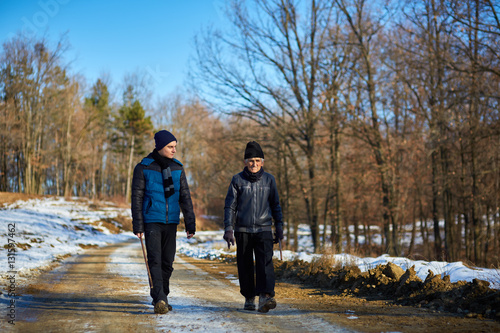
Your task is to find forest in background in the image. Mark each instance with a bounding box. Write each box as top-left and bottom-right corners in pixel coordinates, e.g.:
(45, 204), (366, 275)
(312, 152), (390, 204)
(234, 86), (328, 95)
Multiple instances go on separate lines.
(1, 0), (499, 266)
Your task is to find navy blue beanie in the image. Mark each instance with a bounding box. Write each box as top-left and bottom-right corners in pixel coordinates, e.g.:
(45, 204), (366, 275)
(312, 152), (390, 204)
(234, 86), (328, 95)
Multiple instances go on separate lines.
(154, 130), (177, 151)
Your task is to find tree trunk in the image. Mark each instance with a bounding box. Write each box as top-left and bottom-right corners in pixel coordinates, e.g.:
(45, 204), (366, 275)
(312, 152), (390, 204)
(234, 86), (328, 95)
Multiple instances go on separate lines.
(471, 140), (481, 264)
(431, 150), (443, 260)
(324, 126), (342, 251)
(24, 100), (33, 194)
(484, 207), (491, 266)
(283, 147), (291, 249)
(334, 128), (343, 252)
(125, 134), (135, 203)
(408, 191), (417, 256)
(63, 109), (73, 198)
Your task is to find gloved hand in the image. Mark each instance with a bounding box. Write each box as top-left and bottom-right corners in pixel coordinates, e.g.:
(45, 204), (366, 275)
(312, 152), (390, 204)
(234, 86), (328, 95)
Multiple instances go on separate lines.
(273, 227), (283, 244)
(223, 230), (235, 249)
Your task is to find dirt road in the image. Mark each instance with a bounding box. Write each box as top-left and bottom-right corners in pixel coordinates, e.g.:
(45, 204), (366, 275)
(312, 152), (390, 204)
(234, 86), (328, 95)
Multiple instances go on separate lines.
(5, 241), (499, 332)
(8, 241), (350, 332)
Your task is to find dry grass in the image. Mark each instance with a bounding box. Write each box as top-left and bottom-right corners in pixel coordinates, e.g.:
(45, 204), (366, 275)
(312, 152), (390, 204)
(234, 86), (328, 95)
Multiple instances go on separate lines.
(90, 216), (132, 234)
(176, 216), (222, 232)
(16, 243), (32, 250)
(195, 216), (224, 231)
(481, 259), (500, 287)
(311, 248), (341, 270)
(78, 244), (99, 249)
(0, 191), (45, 206)
(310, 247), (361, 272)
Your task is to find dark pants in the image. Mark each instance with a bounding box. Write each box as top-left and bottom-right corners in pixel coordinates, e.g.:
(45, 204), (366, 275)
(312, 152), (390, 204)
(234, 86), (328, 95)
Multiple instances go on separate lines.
(235, 231), (275, 298)
(144, 223), (177, 303)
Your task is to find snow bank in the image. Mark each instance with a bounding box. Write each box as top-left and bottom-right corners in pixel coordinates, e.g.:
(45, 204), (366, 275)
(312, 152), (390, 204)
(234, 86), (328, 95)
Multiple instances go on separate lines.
(0, 197), (134, 278)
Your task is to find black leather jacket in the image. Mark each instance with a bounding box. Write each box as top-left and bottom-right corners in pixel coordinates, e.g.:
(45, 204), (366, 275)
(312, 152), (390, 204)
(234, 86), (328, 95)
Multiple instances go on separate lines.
(224, 170), (283, 233)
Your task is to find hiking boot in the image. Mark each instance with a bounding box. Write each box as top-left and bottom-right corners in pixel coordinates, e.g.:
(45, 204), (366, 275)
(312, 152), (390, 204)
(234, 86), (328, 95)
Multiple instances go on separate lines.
(258, 294), (277, 313)
(243, 297), (256, 311)
(166, 299), (172, 311)
(152, 299), (173, 311)
(153, 300), (169, 314)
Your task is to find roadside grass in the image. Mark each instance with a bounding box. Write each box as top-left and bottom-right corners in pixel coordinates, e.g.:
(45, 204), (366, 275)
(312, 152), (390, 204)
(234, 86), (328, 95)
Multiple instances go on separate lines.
(310, 247), (361, 272)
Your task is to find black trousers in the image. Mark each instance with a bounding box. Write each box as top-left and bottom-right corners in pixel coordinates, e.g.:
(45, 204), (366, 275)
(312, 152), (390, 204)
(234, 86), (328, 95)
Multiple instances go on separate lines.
(235, 231), (275, 298)
(144, 223), (177, 303)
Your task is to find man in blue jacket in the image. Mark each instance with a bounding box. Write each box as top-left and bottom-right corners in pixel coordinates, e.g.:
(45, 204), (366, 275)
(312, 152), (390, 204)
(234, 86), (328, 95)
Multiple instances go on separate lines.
(131, 130), (196, 314)
(223, 141), (284, 313)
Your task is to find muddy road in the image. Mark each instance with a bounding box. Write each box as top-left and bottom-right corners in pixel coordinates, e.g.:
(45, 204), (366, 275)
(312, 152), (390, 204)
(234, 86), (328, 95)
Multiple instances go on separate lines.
(4, 241), (499, 332)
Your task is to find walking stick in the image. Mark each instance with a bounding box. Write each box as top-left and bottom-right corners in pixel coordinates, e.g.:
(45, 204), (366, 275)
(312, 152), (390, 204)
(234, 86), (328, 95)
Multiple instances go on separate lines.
(278, 239), (283, 260)
(139, 235), (153, 289)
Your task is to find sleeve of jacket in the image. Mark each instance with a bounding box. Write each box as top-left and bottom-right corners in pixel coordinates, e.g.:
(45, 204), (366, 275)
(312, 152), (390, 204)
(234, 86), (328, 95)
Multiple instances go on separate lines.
(131, 163), (145, 234)
(223, 177), (238, 232)
(269, 175), (283, 229)
(179, 169), (196, 232)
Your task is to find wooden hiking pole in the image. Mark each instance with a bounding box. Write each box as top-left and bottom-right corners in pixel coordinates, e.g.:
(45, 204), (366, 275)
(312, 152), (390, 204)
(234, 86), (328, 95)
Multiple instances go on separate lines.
(139, 235), (153, 289)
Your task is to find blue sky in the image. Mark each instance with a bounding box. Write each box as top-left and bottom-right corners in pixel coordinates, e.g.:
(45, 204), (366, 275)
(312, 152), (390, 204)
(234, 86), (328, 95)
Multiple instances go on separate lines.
(0, 0), (227, 99)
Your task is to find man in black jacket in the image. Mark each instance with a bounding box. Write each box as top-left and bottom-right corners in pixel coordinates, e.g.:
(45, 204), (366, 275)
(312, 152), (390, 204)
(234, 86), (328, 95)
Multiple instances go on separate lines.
(223, 141), (284, 313)
(131, 130), (196, 314)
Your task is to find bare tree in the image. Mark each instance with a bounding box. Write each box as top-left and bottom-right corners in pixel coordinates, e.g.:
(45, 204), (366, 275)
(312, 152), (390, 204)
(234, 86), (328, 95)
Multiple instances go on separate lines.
(84, 78), (111, 199)
(334, 0), (402, 255)
(446, 0), (500, 263)
(193, 0), (342, 252)
(0, 33), (71, 194)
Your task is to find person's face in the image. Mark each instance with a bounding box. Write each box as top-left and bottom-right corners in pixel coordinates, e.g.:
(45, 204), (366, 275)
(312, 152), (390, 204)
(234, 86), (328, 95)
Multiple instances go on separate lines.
(158, 141), (177, 159)
(245, 157), (263, 173)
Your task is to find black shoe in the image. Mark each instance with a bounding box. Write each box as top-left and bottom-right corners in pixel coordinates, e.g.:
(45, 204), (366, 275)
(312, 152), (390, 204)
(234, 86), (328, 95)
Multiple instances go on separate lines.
(244, 297), (256, 311)
(257, 294), (277, 313)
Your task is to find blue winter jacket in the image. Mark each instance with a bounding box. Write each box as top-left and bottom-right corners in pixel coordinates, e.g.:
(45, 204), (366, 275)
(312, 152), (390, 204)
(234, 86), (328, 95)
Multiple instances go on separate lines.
(131, 152), (196, 234)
